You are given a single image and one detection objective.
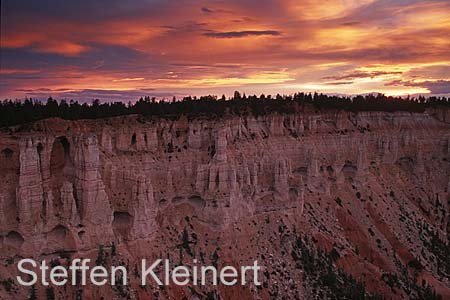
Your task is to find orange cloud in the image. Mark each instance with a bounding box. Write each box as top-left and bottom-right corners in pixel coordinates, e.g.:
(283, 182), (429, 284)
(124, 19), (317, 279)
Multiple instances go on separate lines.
(284, 0), (375, 20)
(1, 0), (449, 100)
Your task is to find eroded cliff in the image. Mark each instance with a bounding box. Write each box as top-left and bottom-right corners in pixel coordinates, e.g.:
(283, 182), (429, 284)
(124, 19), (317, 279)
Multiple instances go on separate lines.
(0, 109), (449, 299)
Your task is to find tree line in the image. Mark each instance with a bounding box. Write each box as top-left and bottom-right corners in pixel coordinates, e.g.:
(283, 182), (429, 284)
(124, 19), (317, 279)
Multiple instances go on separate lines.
(0, 92), (448, 127)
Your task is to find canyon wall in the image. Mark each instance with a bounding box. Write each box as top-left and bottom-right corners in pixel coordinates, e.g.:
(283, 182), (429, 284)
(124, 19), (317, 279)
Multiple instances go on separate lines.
(0, 109), (449, 299)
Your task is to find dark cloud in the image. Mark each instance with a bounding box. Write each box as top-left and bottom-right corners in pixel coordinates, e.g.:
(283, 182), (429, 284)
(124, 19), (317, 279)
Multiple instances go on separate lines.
(423, 80), (450, 94)
(1, 44), (152, 75)
(323, 70), (403, 81)
(204, 30), (281, 38)
(200, 6), (233, 15)
(325, 81), (354, 85)
(340, 21), (361, 26)
(201, 7), (213, 13)
(388, 80), (450, 94)
(16, 88), (72, 92)
(1, 0), (166, 22)
(4, 74), (84, 80)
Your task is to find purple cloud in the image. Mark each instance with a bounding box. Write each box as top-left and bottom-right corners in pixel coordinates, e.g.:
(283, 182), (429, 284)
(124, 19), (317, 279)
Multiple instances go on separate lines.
(204, 30), (281, 38)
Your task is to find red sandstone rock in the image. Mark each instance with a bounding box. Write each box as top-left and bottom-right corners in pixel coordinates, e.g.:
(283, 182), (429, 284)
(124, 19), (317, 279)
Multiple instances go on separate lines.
(0, 109), (449, 299)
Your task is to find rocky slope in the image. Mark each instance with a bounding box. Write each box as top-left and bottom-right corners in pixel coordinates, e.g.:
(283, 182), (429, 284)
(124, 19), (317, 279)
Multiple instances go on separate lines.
(0, 108), (449, 300)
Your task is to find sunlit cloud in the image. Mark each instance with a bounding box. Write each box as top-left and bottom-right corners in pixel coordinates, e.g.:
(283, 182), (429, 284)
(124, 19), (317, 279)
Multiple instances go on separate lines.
(283, 0), (376, 20)
(113, 77), (145, 82)
(1, 0), (449, 100)
(153, 70), (295, 88)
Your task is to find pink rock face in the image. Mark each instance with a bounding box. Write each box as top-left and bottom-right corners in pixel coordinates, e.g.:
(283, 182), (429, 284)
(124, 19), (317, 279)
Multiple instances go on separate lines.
(0, 109), (449, 299)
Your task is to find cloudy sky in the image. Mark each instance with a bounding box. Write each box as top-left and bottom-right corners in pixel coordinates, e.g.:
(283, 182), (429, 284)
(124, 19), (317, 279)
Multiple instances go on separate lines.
(1, 0), (449, 101)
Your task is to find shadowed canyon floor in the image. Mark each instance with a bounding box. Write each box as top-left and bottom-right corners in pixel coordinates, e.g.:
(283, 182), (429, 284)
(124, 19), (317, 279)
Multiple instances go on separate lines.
(0, 108), (449, 299)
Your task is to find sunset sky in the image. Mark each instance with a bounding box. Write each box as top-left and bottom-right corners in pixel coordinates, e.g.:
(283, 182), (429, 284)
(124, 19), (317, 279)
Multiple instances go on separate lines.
(1, 0), (449, 101)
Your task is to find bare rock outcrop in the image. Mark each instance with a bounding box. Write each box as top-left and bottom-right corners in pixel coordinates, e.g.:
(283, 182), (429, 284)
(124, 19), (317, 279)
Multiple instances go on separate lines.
(0, 110), (449, 300)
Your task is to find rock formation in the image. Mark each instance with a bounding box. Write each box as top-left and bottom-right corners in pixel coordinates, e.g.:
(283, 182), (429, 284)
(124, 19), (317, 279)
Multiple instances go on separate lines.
(0, 109), (449, 299)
